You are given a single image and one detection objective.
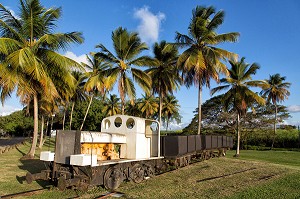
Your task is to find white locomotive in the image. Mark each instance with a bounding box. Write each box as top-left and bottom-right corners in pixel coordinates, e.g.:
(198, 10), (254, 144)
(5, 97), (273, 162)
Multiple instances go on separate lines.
(27, 114), (233, 190)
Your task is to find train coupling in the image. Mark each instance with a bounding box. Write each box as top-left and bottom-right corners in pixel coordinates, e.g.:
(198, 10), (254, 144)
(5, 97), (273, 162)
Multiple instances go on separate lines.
(26, 170), (51, 184)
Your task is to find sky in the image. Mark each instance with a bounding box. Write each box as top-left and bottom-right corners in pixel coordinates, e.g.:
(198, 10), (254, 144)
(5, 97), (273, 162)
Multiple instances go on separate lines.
(1, 0), (300, 130)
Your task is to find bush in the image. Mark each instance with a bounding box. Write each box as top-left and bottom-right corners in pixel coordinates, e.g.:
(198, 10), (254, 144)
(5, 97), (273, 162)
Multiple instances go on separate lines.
(0, 110), (34, 137)
(242, 129), (300, 149)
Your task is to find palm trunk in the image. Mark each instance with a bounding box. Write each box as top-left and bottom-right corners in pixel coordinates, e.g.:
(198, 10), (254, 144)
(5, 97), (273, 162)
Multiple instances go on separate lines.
(80, 94), (93, 131)
(197, 83), (202, 135)
(271, 104), (277, 149)
(166, 117), (170, 132)
(46, 118), (49, 136)
(70, 102), (75, 130)
(62, 108), (66, 130)
(120, 75), (125, 115)
(121, 101), (125, 115)
(235, 112), (240, 157)
(23, 93), (39, 159)
(38, 115), (44, 149)
(159, 89), (163, 132)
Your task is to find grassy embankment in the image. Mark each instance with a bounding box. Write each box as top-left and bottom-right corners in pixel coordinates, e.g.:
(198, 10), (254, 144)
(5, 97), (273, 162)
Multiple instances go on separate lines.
(0, 139), (300, 199)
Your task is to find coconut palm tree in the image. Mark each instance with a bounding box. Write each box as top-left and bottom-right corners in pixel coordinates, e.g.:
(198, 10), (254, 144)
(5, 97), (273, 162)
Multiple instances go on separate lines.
(0, 0), (83, 159)
(176, 6), (240, 135)
(260, 74), (291, 149)
(95, 27), (153, 114)
(38, 97), (57, 148)
(80, 54), (112, 130)
(103, 94), (121, 116)
(125, 100), (142, 117)
(69, 71), (86, 130)
(162, 95), (181, 131)
(145, 41), (181, 128)
(211, 57), (265, 157)
(138, 94), (159, 119)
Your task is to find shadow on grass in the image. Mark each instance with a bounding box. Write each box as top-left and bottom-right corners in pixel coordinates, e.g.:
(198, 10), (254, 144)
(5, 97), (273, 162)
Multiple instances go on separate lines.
(15, 143), (53, 188)
(16, 145), (26, 156)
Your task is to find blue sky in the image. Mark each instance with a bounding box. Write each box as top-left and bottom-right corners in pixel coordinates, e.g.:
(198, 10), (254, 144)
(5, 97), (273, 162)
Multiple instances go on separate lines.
(1, 0), (300, 129)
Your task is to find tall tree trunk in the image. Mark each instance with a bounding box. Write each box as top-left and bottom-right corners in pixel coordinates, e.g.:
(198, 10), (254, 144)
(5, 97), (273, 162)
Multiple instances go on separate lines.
(197, 83), (202, 135)
(121, 100), (125, 115)
(80, 95), (93, 131)
(23, 93), (39, 159)
(166, 117), (169, 132)
(271, 104), (277, 149)
(159, 89), (163, 133)
(46, 118), (49, 136)
(69, 102), (75, 130)
(120, 75), (125, 115)
(235, 112), (240, 157)
(38, 115), (44, 149)
(62, 108), (66, 130)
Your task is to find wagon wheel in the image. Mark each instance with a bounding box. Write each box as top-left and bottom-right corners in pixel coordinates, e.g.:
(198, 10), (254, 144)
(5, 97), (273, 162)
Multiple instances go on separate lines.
(144, 164), (155, 177)
(201, 151), (206, 161)
(179, 157), (186, 167)
(104, 167), (123, 190)
(170, 159), (179, 168)
(130, 164), (145, 183)
(185, 156), (191, 166)
(223, 148), (227, 156)
(207, 151), (212, 160)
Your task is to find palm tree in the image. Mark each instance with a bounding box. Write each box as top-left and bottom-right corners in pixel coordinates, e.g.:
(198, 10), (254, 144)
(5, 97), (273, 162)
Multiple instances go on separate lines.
(145, 41), (181, 128)
(103, 94), (121, 116)
(69, 71), (86, 130)
(38, 97), (57, 148)
(176, 6), (240, 135)
(260, 74), (291, 149)
(125, 100), (142, 117)
(0, 0), (83, 159)
(211, 57), (265, 157)
(138, 94), (159, 119)
(80, 54), (112, 130)
(162, 95), (181, 131)
(95, 27), (153, 114)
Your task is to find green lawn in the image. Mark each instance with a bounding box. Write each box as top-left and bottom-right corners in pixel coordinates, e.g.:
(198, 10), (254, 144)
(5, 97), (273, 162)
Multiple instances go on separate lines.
(227, 150), (300, 168)
(0, 141), (300, 198)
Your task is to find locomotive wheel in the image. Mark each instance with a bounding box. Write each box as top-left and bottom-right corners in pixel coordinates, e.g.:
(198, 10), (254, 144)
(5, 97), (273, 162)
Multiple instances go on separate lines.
(104, 167), (123, 190)
(156, 161), (168, 173)
(144, 164), (155, 177)
(130, 164), (145, 183)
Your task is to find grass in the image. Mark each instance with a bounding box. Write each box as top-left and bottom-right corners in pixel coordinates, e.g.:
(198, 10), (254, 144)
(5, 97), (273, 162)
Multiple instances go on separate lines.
(0, 140), (300, 198)
(227, 150), (300, 168)
(118, 157), (299, 199)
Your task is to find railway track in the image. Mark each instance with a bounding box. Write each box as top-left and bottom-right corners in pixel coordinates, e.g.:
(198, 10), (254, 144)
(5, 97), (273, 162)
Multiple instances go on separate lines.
(1, 189), (124, 199)
(0, 188), (46, 198)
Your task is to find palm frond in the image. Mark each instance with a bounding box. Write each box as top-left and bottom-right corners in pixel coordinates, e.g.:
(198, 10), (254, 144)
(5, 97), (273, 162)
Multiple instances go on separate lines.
(211, 85), (230, 95)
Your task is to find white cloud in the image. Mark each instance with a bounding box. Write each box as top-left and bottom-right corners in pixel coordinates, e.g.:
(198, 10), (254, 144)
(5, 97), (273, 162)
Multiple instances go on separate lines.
(134, 6), (165, 45)
(162, 122), (188, 131)
(287, 105), (300, 113)
(9, 9), (19, 20)
(0, 105), (21, 116)
(4, 6), (20, 20)
(63, 51), (92, 72)
(64, 51), (88, 65)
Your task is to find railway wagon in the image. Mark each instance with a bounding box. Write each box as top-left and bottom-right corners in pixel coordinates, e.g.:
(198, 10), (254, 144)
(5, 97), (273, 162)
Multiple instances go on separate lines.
(161, 134), (233, 167)
(25, 115), (233, 190)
